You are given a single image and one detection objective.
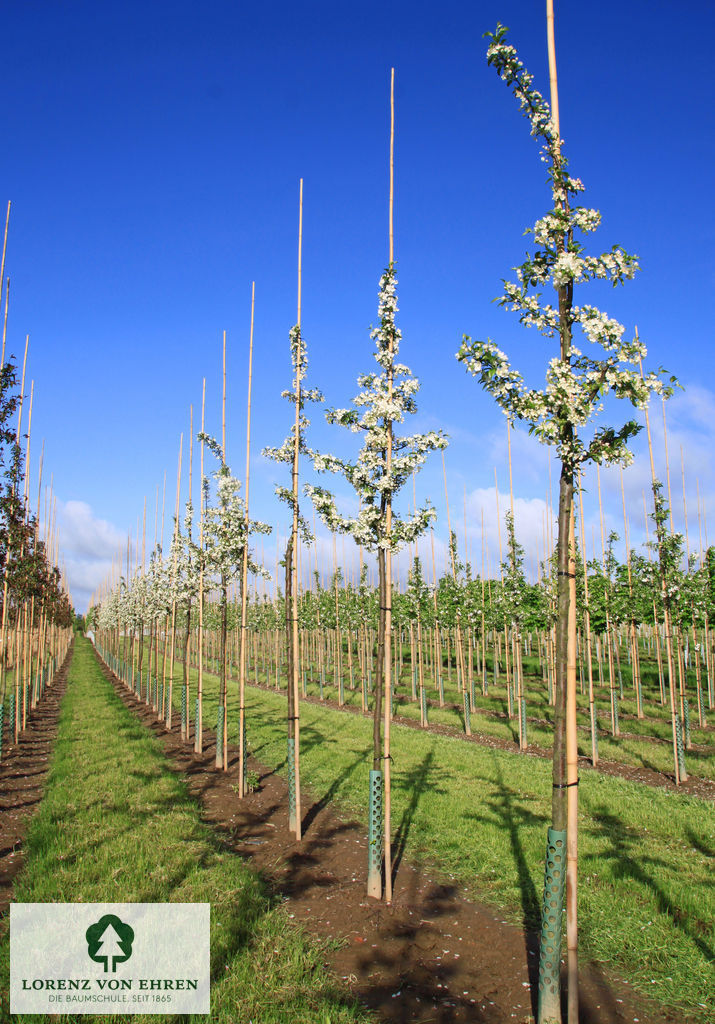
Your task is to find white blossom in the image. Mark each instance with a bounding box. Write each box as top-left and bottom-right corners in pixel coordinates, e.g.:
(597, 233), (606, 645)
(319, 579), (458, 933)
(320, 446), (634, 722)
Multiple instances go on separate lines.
(306, 264), (447, 552)
(457, 24), (676, 471)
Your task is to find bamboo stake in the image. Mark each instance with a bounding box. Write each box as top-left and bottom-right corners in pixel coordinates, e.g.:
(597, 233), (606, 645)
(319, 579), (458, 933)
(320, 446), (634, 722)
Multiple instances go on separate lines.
(680, 450), (705, 728)
(507, 418), (525, 748)
(238, 283), (256, 802)
(596, 463), (618, 737)
(290, 180), (304, 838)
(195, 380), (206, 752)
(0, 202), (10, 372)
(166, 434), (183, 730)
(662, 396), (675, 533)
(4, 335), (29, 739)
(641, 354), (682, 783)
(696, 479), (714, 711)
(222, 330), (227, 463)
(577, 470), (597, 765)
(620, 466), (643, 718)
(382, 67), (395, 903)
(545, 7), (579, 1020)
(220, 333), (229, 771)
(494, 465), (513, 710)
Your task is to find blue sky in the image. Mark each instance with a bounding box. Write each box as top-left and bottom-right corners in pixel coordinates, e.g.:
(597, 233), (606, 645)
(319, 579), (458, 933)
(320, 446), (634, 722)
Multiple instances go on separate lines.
(3, 0), (714, 610)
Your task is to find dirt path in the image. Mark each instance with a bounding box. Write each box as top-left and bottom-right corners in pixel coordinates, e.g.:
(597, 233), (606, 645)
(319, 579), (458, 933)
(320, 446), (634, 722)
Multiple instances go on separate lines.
(102, 653), (686, 1024)
(0, 646), (72, 916)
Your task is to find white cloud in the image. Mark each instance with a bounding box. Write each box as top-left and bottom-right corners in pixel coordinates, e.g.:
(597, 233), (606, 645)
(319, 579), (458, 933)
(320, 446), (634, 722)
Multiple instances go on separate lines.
(58, 501), (125, 613)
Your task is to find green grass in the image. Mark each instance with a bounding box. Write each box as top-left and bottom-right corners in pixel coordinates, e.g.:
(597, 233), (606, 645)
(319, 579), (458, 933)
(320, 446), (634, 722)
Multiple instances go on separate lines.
(289, 649), (715, 779)
(178, 634), (714, 779)
(131, 645), (715, 1023)
(0, 636), (371, 1024)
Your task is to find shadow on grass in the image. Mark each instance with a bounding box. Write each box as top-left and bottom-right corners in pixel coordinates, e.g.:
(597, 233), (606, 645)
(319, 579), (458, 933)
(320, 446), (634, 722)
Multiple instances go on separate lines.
(686, 827), (714, 859)
(301, 736), (368, 836)
(391, 749), (445, 884)
(465, 754), (549, 1016)
(587, 804), (715, 963)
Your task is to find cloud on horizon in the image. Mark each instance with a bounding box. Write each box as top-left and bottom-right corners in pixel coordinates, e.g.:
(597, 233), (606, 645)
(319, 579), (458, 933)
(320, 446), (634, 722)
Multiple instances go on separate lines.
(58, 501), (125, 613)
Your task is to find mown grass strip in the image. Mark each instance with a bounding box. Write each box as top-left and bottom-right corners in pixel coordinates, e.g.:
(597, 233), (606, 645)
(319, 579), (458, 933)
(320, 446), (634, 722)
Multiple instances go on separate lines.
(155, 655), (714, 1022)
(0, 636), (370, 1024)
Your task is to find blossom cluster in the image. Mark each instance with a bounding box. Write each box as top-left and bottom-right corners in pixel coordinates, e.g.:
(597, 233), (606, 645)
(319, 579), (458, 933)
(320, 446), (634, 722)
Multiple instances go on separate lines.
(306, 264), (447, 553)
(199, 438), (272, 583)
(457, 24), (677, 471)
(262, 324), (324, 543)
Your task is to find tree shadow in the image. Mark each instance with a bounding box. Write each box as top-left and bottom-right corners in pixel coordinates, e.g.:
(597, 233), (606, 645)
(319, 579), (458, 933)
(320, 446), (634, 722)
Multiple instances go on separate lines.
(301, 746), (368, 835)
(685, 827), (714, 860)
(391, 749), (444, 884)
(586, 803), (715, 963)
(465, 754), (548, 1015)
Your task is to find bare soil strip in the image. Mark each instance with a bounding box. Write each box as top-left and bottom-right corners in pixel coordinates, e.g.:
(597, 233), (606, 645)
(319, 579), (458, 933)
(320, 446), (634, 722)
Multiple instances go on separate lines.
(0, 646), (72, 916)
(102, 652), (685, 1024)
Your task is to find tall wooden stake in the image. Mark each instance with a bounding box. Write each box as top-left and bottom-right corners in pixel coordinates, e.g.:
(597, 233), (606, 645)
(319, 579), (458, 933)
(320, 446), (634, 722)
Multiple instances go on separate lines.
(238, 283), (256, 801)
(195, 380), (206, 753)
(381, 67), (396, 903)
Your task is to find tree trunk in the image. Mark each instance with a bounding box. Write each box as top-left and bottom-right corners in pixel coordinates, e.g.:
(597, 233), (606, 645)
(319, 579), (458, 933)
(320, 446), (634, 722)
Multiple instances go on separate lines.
(284, 537), (297, 832)
(182, 606), (191, 741)
(367, 546), (386, 900)
(373, 547), (386, 772)
(216, 579), (227, 770)
(537, 460), (572, 1024)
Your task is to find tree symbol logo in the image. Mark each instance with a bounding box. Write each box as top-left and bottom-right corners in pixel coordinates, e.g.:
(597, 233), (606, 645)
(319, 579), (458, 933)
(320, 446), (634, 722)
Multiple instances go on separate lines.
(85, 914), (135, 973)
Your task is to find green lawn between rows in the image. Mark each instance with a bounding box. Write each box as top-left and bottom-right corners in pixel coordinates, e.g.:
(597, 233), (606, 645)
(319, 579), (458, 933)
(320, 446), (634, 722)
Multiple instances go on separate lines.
(151, 639), (715, 781)
(0, 637), (371, 1024)
(134, 645), (714, 1022)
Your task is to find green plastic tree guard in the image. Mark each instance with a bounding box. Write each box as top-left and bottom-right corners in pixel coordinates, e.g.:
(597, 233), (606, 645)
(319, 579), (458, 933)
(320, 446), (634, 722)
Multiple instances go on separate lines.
(367, 769), (383, 899)
(241, 718), (247, 787)
(216, 705), (225, 764)
(287, 736), (296, 833)
(537, 826), (567, 1024)
(675, 712), (686, 779)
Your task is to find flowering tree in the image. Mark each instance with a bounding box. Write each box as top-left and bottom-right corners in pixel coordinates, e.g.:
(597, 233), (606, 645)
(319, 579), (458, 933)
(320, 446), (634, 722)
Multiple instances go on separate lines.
(457, 24), (675, 1024)
(647, 481), (689, 779)
(306, 264), (447, 899)
(502, 511), (529, 747)
(168, 501), (201, 738)
(145, 543), (170, 702)
(197, 433), (271, 769)
(405, 555), (431, 724)
(263, 322), (322, 836)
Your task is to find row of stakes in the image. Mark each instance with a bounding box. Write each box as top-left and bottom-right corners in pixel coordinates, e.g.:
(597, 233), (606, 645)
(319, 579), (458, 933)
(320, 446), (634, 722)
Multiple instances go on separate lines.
(0, 655), (62, 762)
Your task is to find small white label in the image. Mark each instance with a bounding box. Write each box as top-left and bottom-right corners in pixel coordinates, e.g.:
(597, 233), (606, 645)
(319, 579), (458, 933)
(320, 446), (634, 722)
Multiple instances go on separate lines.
(11, 903), (210, 1014)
